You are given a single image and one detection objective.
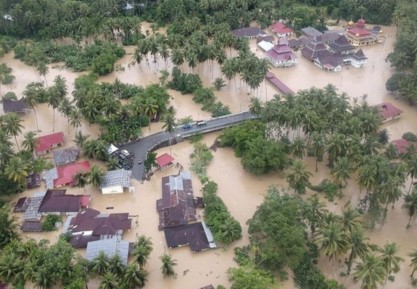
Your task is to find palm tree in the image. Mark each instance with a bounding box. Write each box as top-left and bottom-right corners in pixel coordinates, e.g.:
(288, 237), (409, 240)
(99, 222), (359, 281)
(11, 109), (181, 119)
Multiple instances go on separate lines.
(0, 250), (24, 284)
(249, 97), (263, 116)
(108, 254), (125, 277)
(409, 249), (417, 277)
(99, 272), (119, 289)
(290, 137), (306, 159)
(326, 133), (347, 167)
(303, 194), (326, 235)
(36, 62), (49, 86)
(133, 235), (153, 269)
(353, 254), (387, 289)
(286, 160), (312, 194)
(403, 189), (417, 227)
(123, 264), (148, 289)
(0, 205), (19, 248)
(161, 107), (176, 154)
(310, 132), (325, 172)
(58, 97), (74, 133)
(68, 108), (83, 134)
(49, 75), (68, 131)
(314, 220), (349, 263)
(142, 98), (158, 131)
(74, 131), (88, 150)
(23, 82), (44, 132)
(378, 242), (404, 278)
(3, 113), (23, 150)
(5, 156), (29, 183)
(346, 227), (369, 275)
(91, 251), (110, 275)
(22, 131), (37, 155)
(32, 267), (55, 289)
(406, 153), (417, 194)
(74, 170), (89, 192)
(341, 205), (362, 233)
(160, 253), (177, 277)
(89, 164), (105, 188)
(331, 157), (354, 191)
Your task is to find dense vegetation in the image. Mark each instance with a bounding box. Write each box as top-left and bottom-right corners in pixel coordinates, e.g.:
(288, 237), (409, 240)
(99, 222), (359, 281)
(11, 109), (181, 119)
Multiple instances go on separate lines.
(385, 0), (417, 103)
(190, 142), (242, 245)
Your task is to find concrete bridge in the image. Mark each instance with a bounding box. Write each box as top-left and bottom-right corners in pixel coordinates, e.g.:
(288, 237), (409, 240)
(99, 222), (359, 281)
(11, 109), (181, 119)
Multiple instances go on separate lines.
(121, 111), (257, 180)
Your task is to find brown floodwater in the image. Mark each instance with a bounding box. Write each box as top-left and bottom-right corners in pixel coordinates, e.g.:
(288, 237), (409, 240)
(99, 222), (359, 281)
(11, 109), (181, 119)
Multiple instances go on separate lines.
(3, 22), (417, 289)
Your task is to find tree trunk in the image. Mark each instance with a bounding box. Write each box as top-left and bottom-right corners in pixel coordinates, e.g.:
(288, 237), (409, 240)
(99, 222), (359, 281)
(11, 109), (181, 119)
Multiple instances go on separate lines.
(53, 109), (55, 132)
(14, 135), (19, 151)
(33, 109), (40, 131)
(409, 176), (414, 195)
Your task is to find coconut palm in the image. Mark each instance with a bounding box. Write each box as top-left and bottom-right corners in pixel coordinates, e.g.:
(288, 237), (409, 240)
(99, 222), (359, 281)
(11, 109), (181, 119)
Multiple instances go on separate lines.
(133, 235), (153, 269)
(160, 253), (177, 277)
(353, 254), (387, 289)
(341, 205), (362, 233)
(249, 97), (263, 116)
(48, 75), (68, 131)
(0, 250), (24, 284)
(142, 98), (158, 130)
(326, 133), (348, 167)
(23, 82), (44, 132)
(303, 194), (327, 235)
(3, 113), (23, 150)
(378, 242), (404, 277)
(0, 205), (19, 248)
(32, 267), (54, 289)
(68, 108), (83, 133)
(314, 220), (349, 263)
(409, 249), (417, 277)
(5, 156), (29, 183)
(310, 132), (325, 172)
(91, 251), (110, 275)
(58, 97), (74, 133)
(89, 164), (105, 188)
(290, 137), (306, 159)
(22, 131), (37, 155)
(108, 254), (125, 277)
(286, 160), (312, 194)
(74, 131), (88, 150)
(403, 189), (417, 227)
(74, 170), (89, 192)
(36, 62), (49, 86)
(99, 272), (119, 289)
(161, 107), (176, 154)
(331, 157), (354, 190)
(123, 264), (148, 289)
(406, 153), (417, 194)
(346, 227), (370, 275)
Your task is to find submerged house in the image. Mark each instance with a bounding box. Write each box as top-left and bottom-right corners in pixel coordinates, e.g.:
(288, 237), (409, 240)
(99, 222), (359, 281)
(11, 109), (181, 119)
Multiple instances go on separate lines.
(232, 27), (266, 39)
(2, 98), (28, 114)
(85, 237), (130, 265)
(99, 169), (133, 194)
(53, 147), (80, 166)
(44, 160), (91, 189)
(67, 208), (132, 248)
(35, 132), (64, 156)
(269, 21), (294, 38)
(265, 39), (297, 68)
(37, 189), (90, 216)
(375, 102), (403, 122)
(346, 18), (381, 46)
(301, 36), (342, 72)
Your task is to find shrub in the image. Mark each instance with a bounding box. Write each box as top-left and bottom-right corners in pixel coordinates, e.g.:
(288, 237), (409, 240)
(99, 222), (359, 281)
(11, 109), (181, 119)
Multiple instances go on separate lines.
(42, 214), (62, 231)
(403, 132), (417, 142)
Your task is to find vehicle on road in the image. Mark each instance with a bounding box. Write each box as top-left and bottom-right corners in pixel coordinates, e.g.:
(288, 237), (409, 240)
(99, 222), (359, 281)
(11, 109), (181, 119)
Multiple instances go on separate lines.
(196, 120), (207, 126)
(183, 123), (193, 130)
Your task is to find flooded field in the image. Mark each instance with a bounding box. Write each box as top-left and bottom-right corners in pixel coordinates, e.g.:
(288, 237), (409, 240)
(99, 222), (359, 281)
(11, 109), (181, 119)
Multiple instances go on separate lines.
(3, 22), (417, 289)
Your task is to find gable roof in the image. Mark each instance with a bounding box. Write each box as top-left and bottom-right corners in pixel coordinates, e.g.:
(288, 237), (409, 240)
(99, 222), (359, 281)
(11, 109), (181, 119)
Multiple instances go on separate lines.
(35, 132), (64, 153)
(156, 153), (175, 168)
(14, 197), (30, 213)
(232, 27), (265, 38)
(269, 21), (294, 34)
(21, 220), (42, 232)
(164, 222), (216, 252)
(352, 49), (368, 60)
(100, 169), (132, 189)
(157, 171), (197, 230)
(3, 99), (28, 113)
(70, 208), (131, 235)
(27, 173), (41, 189)
(85, 237), (130, 265)
(392, 139), (417, 155)
(301, 27), (322, 37)
(329, 35), (354, 52)
(38, 189), (90, 213)
(53, 160), (91, 187)
(265, 71), (294, 95)
(375, 102), (403, 121)
(53, 147), (80, 166)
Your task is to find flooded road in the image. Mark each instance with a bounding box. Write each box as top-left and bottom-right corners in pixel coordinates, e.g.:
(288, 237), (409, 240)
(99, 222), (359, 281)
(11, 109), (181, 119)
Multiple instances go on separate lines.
(3, 22), (417, 289)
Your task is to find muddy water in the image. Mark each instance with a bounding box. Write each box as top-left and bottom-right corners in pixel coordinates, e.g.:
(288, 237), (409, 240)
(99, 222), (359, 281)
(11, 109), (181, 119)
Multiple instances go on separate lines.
(4, 22), (417, 289)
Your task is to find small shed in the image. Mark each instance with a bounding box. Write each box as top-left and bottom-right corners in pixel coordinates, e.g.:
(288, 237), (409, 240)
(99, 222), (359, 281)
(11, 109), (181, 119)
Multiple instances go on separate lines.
(156, 153), (175, 170)
(27, 173), (41, 189)
(13, 197), (31, 213)
(35, 132), (64, 156)
(21, 220), (42, 232)
(3, 98), (28, 114)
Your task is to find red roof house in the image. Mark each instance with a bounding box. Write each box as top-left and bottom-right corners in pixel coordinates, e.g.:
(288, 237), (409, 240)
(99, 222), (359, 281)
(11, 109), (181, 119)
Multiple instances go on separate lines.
(269, 21), (294, 37)
(44, 160), (91, 188)
(346, 18), (380, 46)
(156, 153), (175, 170)
(35, 132), (64, 155)
(393, 139), (417, 155)
(375, 103), (403, 122)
